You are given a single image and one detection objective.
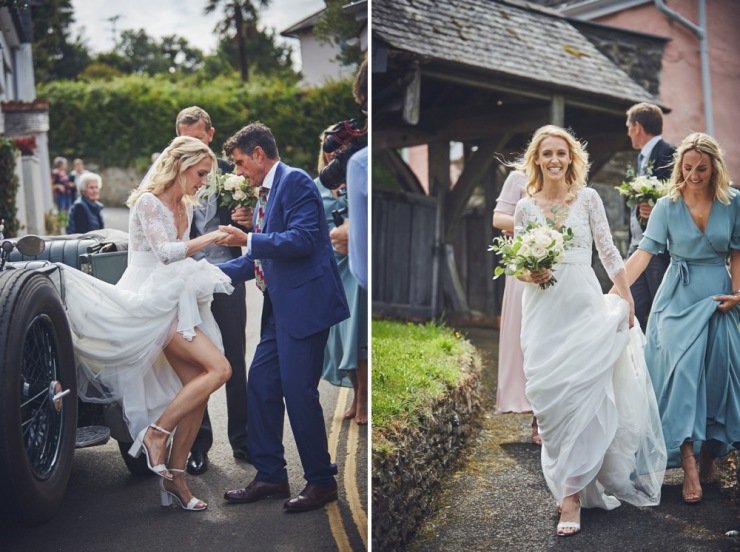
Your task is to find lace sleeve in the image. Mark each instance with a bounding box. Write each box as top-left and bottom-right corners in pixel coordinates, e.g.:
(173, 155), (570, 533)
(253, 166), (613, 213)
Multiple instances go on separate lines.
(135, 193), (188, 264)
(513, 198), (529, 237)
(587, 188), (625, 278)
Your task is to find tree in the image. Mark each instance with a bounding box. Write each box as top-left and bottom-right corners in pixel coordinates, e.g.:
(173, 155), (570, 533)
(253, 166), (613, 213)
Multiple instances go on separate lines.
(313, 0), (364, 67)
(205, 0), (270, 82)
(26, 0), (90, 83)
(92, 30), (204, 76)
(213, 26), (298, 82)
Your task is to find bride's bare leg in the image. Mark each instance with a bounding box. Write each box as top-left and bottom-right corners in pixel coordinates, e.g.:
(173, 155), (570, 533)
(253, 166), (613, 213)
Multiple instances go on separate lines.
(144, 329), (231, 471)
(159, 328), (231, 429)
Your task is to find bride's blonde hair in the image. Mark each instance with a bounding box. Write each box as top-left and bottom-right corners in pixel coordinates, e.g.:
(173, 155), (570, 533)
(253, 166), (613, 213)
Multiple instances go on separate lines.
(126, 136), (216, 208)
(667, 132), (734, 204)
(521, 125), (589, 202)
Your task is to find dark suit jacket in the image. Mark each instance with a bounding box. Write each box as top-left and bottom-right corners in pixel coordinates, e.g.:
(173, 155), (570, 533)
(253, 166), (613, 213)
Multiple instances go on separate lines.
(190, 158), (244, 259)
(646, 138), (676, 180)
(219, 161), (350, 338)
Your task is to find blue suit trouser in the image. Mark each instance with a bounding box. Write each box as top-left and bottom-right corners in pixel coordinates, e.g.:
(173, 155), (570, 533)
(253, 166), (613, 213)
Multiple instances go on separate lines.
(249, 292), (336, 488)
(631, 252), (670, 333)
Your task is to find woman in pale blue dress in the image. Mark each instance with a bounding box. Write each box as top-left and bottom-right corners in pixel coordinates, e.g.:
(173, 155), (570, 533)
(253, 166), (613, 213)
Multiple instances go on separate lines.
(313, 129), (367, 424)
(625, 132), (740, 504)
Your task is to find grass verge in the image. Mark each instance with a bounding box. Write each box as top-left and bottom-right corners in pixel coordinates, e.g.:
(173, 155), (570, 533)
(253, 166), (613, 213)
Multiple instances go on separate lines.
(372, 320), (474, 432)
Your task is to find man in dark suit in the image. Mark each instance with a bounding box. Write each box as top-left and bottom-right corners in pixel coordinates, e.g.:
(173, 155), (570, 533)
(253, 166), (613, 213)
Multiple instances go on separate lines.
(625, 102), (676, 331)
(176, 106), (252, 475)
(217, 122), (350, 512)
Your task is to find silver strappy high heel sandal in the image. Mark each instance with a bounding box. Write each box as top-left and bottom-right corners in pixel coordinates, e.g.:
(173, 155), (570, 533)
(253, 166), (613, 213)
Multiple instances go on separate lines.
(129, 423), (173, 480)
(159, 470), (207, 511)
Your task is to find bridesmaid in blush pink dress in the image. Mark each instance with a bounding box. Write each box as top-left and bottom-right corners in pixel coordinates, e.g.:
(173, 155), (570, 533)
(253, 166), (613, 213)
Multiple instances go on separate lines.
(493, 170), (540, 444)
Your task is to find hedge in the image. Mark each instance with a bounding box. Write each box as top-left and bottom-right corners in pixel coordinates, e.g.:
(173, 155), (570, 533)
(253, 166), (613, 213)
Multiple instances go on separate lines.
(38, 74), (359, 176)
(0, 139), (19, 237)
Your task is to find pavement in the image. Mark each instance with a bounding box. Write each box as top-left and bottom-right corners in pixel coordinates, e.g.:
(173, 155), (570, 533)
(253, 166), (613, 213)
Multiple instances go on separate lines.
(0, 207), (368, 551)
(410, 326), (740, 552)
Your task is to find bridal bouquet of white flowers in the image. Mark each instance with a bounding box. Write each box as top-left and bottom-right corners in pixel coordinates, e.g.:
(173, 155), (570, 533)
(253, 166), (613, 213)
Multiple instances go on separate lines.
(199, 171), (258, 210)
(616, 167), (669, 225)
(489, 220), (574, 289)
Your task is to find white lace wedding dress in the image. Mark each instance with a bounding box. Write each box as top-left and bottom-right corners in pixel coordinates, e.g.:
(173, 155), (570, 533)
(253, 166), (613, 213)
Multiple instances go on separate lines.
(514, 188), (666, 509)
(60, 192), (233, 439)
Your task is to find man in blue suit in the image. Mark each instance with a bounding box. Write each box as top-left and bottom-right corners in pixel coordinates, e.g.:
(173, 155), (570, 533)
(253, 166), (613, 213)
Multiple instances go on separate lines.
(216, 122), (350, 512)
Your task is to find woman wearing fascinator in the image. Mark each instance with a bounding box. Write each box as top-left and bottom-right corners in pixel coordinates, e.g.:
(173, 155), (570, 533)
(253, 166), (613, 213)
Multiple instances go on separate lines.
(59, 135), (233, 511)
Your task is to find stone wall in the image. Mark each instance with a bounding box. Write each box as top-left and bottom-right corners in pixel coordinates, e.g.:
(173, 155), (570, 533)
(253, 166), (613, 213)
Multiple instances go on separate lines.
(372, 350), (483, 551)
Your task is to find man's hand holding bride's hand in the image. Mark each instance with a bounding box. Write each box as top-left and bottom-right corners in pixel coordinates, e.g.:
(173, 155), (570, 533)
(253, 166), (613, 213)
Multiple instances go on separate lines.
(519, 269), (552, 286)
(231, 206), (253, 230)
(214, 225), (248, 247)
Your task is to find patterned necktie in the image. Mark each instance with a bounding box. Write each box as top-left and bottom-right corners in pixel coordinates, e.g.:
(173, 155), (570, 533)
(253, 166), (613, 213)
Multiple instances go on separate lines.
(637, 153), (645, 176)
(254, 186), (269, 292)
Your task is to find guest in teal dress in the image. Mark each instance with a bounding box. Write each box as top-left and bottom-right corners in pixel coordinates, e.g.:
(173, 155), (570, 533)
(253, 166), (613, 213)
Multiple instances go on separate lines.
(314, 130), (367, 424)
(624, 132), (740, 504)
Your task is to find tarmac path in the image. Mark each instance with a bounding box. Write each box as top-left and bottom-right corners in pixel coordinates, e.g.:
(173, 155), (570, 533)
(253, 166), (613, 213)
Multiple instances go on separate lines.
(411, 326), (739, 551)
(0, 207), (367, 551)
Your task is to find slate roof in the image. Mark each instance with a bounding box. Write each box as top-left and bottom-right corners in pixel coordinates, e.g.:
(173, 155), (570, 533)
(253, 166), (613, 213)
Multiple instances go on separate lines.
(281, 9), (324, 37)
(373, 0), (658, 106)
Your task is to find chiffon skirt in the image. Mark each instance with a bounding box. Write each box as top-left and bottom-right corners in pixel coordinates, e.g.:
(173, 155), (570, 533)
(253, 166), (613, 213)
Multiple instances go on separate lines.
(60, 251), (232, 439)
(645, 258), (740, 467)
(521, 253), (666, 509)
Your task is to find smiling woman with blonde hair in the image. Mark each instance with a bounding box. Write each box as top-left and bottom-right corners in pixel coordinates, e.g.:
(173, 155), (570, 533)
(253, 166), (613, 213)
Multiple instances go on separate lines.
(514, 125), (665, 537)
(58, 135), (233, 512)
(624, 132), (740, 505)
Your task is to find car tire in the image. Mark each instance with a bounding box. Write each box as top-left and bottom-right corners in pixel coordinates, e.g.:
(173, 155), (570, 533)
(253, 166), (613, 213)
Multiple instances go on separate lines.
(0, 270), (77, 525)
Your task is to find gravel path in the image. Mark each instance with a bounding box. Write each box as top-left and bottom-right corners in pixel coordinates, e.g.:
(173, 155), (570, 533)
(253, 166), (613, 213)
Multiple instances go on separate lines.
(411, 326), (740, 551)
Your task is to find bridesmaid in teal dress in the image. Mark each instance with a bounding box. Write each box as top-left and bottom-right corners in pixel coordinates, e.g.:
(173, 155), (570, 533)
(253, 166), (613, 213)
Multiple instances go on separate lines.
(313, 128), (367, 424)
(624, 132), (740, 504)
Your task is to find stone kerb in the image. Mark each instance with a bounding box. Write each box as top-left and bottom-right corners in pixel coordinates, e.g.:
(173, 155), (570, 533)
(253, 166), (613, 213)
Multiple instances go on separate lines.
(372, 349), (483, 551)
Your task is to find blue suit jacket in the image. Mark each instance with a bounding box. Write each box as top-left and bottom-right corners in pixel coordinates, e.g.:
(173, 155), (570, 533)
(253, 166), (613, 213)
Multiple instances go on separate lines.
(219, 161), (350, 338)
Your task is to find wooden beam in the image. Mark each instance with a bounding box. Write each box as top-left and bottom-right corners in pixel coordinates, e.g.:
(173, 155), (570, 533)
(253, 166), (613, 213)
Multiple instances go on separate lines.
(551, 95), (565, 126)
(428, 141), (449, 318)
(403, 63), (421, 125)
(377, 149), (426, 195)
(444, 136), (509, 236)
(442, 243), (470, 313)
(375, 104), (551, 150)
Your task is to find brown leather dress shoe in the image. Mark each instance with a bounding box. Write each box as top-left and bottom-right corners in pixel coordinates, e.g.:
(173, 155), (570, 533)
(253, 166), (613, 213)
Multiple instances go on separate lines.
(224, 479), (290, 504)
(283, 484), (338, 513)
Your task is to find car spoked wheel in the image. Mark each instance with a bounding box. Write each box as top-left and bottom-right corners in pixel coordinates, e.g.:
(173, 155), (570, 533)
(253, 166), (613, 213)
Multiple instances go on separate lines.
(0, 270), (77, 525)
(21, 317), (70, 479)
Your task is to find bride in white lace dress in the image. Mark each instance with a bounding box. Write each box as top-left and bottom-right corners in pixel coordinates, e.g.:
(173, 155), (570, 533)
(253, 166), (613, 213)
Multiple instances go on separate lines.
(513, 126), (666, 537)
(60, 136), (233, 511)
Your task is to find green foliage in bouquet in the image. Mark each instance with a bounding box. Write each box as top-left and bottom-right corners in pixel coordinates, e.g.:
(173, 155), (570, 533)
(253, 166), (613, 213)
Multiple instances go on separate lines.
(490, 219), (574, 289)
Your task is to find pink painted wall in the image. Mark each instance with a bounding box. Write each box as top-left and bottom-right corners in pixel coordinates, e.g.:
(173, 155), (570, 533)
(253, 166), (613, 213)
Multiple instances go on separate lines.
(595, 0), (740, 182)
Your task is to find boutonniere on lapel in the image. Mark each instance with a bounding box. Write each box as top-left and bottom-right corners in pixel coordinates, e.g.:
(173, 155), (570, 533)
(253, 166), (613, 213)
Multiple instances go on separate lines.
(198, 170), (258, 210)
(616, 164), (669, 225)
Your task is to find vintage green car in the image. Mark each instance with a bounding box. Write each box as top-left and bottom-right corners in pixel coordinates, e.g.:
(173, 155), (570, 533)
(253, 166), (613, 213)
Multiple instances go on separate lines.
(0, 228), (150, 525)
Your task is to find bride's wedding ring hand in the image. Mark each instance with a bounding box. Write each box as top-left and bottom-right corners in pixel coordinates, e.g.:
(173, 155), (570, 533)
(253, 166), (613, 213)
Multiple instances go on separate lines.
(522, 269), (552, 286)
(216, 225), (248, 247)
